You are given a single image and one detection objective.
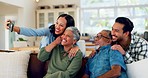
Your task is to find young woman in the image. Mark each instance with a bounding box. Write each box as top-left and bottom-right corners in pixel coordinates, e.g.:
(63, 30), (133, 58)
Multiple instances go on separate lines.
(5, 14), (79, 57)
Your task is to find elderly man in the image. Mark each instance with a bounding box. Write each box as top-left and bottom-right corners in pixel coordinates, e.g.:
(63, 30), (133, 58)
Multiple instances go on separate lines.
(82, 30), (127, 78)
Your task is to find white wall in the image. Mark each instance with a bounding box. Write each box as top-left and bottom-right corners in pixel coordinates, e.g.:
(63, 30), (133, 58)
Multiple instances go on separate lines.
(37, 0), (80, 7)
(0, 0), (37, 28)
(0, 0), (37, 49)
(0, 16), (5, 49)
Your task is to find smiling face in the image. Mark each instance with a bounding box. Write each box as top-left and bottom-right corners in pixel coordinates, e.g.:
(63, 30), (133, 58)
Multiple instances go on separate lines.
(55, 17), (67, 35)
(111, 22), (126, 42)
(94, 37), (100, 45)
(61, 30), (76, 47)
(95, 30), (111, 47)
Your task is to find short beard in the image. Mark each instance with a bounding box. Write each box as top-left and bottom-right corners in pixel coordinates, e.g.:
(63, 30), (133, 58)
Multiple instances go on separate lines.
(111, 37), (123, 46)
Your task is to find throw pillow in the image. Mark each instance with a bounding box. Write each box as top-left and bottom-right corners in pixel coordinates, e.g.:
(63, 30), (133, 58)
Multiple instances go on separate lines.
(0, 51), (31, 78)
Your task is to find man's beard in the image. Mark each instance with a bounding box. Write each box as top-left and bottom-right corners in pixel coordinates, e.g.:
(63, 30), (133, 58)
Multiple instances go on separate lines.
(111, 37), (123, 46)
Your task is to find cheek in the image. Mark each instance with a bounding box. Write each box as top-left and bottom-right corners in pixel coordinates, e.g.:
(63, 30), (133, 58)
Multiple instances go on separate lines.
(68, 38), (74, 44)
(61, 27), (66, 32)
(98, 40), (102, 44)
(61, 35), (64, 39)
(117, 33), (124, 38)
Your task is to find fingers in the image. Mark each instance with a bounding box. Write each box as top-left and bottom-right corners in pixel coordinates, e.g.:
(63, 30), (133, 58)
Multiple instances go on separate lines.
(7, 19), (11, 22)
(88, 51), (96, 58)
(68, 52), (76, 58)
(111, 44), (126, 55)
(111, 44), (120, 50)
(5, 20), (11, 29)
(68, 46), (79, 58)
(68, 52), (75, 58)
(68, 49), (77, 58)
(55, 36), (62, 44)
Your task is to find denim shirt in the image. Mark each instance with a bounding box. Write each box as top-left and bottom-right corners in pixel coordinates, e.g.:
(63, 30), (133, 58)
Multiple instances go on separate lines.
(85, 45), (127, 78)
(19, 27), (56, 48)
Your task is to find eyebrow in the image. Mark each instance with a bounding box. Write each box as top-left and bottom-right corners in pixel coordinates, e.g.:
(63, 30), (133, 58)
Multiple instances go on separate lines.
(101, 35), (110, 39)
(112, 27), (120, 31)
(97, 33), (110, 39)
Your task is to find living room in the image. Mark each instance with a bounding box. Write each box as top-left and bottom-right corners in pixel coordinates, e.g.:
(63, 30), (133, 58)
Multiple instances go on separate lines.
(0, 0), (148, 78)
(0, 0), (148, 50)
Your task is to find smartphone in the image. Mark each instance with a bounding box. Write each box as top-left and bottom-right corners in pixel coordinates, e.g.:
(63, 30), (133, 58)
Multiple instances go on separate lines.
(7, 21), (14, 32)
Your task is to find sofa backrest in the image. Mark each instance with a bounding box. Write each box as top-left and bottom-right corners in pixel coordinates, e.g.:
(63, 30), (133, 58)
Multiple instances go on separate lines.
(27, 53), (86, 78)
(27, 53), (48, 78)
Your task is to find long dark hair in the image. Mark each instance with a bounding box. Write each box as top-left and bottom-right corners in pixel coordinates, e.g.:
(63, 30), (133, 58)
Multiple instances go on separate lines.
(49, 14), (75, 37)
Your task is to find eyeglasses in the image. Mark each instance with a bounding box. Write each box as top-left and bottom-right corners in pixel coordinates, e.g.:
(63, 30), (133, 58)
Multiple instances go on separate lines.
(95, 34), (110, 40)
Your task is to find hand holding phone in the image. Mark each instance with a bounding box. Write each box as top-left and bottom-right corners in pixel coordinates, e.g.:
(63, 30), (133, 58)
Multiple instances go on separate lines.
(7, 21), (14, 32)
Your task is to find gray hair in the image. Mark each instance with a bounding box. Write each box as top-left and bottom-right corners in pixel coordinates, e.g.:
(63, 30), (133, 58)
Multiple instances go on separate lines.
(66, 27), (81, 41)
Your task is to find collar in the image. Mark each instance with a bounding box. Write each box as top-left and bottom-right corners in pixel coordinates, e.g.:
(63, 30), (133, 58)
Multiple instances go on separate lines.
(130, 34), (135, 45)
(100, 44), (111, 50)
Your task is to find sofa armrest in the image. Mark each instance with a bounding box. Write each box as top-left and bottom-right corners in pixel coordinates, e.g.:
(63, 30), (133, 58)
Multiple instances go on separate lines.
(27, 53), (47, 78)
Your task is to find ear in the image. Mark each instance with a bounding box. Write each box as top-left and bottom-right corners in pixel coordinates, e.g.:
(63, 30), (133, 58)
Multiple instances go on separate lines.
(73, 40), (77, 45)
(106, 39), (111, 44)
(124, 31), (129, 37)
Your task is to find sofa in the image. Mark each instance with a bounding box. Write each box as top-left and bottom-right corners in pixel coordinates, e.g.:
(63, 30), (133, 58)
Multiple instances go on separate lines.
(27, 53), (87, 78)
(0, 51), (86, 78)
(1, 50), (147, 78)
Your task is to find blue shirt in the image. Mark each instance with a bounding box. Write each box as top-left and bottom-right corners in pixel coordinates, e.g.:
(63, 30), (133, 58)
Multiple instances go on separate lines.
(85, 45), (127, 78)
(19, 27), (55, 48)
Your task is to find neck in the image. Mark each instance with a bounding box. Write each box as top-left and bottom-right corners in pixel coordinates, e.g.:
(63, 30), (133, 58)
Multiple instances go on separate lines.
(120, 36), (131, 51)
(64, 45), (73, 53)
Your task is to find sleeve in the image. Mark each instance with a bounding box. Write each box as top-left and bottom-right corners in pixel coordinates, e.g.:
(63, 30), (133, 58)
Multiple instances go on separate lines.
(66, 51), (83, 77)
(137, 39), (148, 57)
(48, 51), (83, 78)
(19, 27), (50, 36)
(84, 59), (91, 75)
(109, 50), (126, 71)
(37, 47), (52, 62)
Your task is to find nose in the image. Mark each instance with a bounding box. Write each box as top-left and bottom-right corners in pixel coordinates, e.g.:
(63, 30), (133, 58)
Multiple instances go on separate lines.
(61, 35), (66, 39)
(55, 24), (60, 28)
(111, 30), (115, 35)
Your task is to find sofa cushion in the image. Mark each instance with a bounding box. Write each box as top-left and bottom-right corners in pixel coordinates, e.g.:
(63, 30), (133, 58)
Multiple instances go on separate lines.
(127, 58), (148, 78)
(0, 51), (31, 78)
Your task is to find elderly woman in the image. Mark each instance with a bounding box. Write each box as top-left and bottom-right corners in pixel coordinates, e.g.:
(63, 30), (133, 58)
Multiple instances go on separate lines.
(38, 27), (83, 78)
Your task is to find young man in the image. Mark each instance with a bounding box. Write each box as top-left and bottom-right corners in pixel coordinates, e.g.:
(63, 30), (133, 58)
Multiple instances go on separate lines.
(111, 17), (148, 64)
(82, 30), (127, 78)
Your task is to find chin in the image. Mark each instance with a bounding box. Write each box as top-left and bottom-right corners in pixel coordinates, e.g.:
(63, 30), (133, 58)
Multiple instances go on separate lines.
(55, 31), (62, 35)
(112, 39), (117, 42)
(55, 32), (59, 35)
(61, 43), (66, 46)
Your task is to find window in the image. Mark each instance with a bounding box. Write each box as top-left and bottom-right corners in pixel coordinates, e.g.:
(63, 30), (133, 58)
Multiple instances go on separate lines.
(80, 0), (148, 35)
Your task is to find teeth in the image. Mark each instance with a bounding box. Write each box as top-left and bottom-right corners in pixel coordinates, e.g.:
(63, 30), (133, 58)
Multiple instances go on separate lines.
(55, 29), (59, 32)
(62, 39), (66, 42)
(112, 36), (116, 39)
